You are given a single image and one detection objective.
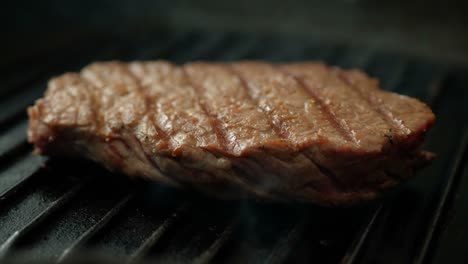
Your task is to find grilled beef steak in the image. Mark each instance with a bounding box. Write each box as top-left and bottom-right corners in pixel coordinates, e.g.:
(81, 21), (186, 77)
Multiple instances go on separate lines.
(28, 61), (435, 205)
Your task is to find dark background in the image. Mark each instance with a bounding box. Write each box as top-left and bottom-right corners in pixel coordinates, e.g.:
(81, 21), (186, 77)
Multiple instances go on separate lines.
(3, 0), (468, 65)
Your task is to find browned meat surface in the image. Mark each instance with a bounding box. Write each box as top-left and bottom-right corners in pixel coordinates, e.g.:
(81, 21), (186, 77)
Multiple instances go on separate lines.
(27, 61), (435, 206)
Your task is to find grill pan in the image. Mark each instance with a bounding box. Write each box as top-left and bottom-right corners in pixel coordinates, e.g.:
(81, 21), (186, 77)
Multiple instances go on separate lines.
(0, 30), (467, 264)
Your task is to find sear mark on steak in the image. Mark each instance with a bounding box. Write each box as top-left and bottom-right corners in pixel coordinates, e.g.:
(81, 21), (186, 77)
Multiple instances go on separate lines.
(27, 61), (435, 206)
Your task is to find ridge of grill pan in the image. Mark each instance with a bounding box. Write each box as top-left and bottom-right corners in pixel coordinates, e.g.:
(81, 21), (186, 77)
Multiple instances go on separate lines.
(0, 30), (467, 264)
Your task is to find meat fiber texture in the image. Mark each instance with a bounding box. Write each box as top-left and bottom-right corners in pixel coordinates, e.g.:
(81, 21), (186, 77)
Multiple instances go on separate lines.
(28, 61), (435, 206)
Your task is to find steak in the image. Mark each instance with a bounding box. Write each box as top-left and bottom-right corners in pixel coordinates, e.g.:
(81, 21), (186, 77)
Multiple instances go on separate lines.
(27, 61), (435, 206)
